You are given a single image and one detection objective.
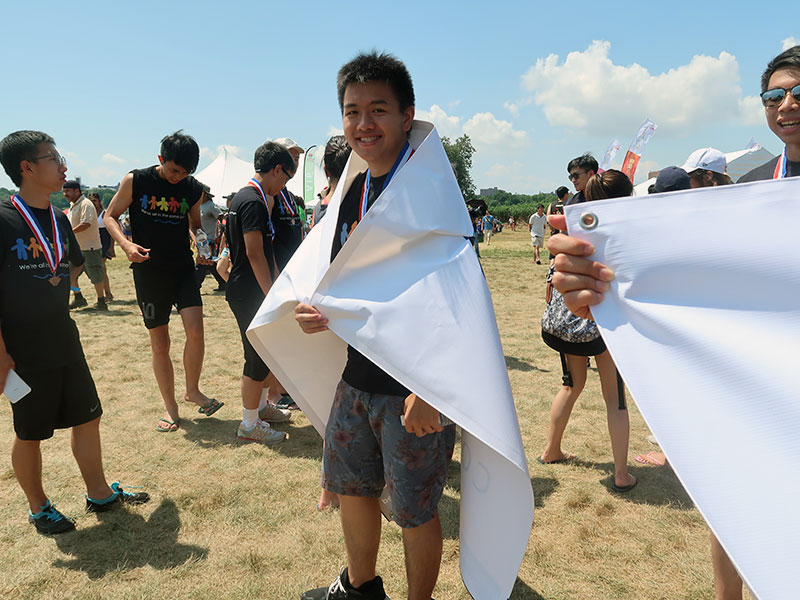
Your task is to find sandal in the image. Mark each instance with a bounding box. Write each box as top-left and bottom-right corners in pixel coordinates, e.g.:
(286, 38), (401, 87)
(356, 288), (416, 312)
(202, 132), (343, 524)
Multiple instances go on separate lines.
(197, 398), (224, 416)
(156, 418), (179, 432)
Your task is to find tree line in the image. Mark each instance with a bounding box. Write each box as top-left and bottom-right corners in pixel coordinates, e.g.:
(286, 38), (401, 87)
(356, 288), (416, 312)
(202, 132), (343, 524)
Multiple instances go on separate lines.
(0, 187), (116, 211)
(483, 189), (557, 222)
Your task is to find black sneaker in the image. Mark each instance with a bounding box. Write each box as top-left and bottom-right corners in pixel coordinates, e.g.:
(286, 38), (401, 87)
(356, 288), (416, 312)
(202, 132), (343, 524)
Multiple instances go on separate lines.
(301, 568), (388, 600)
(69, 294), (87, 309)
(28, 500), (76, 535)
(93, 298), (109, 311)
(85, 482), (150, 513)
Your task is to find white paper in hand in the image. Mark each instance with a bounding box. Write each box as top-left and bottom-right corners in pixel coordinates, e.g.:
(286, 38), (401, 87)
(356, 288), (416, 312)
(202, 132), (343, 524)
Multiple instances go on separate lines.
(3, 369), (31, 404)
(565, 177), (800, 600)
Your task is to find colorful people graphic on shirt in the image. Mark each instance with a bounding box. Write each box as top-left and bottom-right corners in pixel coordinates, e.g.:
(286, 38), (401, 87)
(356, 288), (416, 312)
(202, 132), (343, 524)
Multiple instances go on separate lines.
(28, 237), (43, 259)
(157, 197), (169, 211)
(11, 238), (28, 260)
(180, 198), (190, 214)
(168, 197), (180, 213)
(140, 195), (149, 210)
(149, 196), (158, 211)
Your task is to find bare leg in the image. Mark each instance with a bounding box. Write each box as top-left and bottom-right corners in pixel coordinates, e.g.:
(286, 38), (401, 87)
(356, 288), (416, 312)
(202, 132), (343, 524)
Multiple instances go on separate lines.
(11, 437), (47, 512)
(712, 533), (743, 600)
(403, 514), (443, 600)
(69, 264), (83, 290)
(71, 417), (113, 499)
(339, 495), (382, 588)
(540, 354), (587, 462)
(534, 244), (540, 262)
(93, 281), (105, 301)
(264, 372), (285, 403)
(102, 259), (111, 297)
(179, 306), (210, 405)
(148, 324), (179, 423)
(595, 351), (635, 488)
(241, 375), (263, 411)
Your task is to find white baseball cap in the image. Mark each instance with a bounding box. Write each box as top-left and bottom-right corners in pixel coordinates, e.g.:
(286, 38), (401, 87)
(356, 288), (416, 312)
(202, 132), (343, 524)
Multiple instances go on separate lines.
(274, 137), (304, 153)
(681, 147), (727, 174)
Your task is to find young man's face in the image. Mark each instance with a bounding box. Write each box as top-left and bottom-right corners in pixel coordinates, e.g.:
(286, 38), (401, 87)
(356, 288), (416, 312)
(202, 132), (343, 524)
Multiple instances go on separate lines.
(568, 167), (594, 193)
(765, 68), (800, 149)
(158, 157), (190, 185)
(342, 81), (414, 174)
(263, 164), (294, 196)
(537, 207), (544, 216)
(63, 187), (81, 203)
(23, 143), (67, 193)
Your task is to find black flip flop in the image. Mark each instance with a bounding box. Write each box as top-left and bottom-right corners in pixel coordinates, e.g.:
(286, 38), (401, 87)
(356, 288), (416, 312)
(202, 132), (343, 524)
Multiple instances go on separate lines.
(197, 398), (224, 416)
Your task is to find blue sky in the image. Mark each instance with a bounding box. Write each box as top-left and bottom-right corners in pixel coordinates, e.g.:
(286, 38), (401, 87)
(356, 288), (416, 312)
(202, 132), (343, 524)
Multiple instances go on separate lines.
(2, 0), (795, 194)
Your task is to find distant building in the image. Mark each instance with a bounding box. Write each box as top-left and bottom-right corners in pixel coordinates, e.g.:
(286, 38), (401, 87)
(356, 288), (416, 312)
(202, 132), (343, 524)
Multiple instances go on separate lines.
(480, 187), (500, 197)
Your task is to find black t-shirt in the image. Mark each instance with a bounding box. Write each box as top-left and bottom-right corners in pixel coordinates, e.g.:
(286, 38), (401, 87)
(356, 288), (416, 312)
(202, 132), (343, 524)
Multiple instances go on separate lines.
(331, 171), (410, 397)
(272, 188), (304, 271)
(129, 166), (203, 266)
(738, 155), (800, 182)
(225, 185), (276, 301)
(0, 199), (85, 370)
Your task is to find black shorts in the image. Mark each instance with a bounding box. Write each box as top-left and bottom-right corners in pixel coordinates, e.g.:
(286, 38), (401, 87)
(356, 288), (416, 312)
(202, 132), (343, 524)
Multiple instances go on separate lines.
(541, 328), (607, 357)
(132, 261), (202, 329)
(228, 293), (269, 381)
(11, 359), (102, 441)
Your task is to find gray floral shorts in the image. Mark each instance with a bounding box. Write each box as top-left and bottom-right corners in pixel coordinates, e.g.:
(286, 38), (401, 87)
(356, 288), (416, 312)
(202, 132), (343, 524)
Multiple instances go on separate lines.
(322, 379), (456, 528)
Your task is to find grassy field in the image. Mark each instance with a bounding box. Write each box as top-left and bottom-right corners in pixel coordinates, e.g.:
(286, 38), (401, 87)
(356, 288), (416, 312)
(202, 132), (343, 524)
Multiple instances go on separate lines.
(0, 229), (750, 600)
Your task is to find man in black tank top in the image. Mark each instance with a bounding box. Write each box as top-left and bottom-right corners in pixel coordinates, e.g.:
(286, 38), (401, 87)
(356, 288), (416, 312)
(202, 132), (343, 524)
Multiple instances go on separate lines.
(104, 131), (222, 433)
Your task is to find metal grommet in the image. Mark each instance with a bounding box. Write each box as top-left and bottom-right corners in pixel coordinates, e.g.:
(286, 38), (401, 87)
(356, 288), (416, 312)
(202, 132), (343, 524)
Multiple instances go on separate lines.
(579, 212), (598, 230)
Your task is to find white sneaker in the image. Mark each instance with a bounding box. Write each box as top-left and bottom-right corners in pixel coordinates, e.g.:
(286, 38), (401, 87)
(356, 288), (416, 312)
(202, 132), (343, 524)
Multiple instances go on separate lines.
(237, 419), (287, 445)
(258, 403), (292, 423)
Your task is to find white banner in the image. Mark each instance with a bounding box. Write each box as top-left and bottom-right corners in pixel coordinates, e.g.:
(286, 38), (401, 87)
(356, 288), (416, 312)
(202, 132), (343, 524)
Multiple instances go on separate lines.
(247, 121), (534, 599)
(565, 178), (800, 600)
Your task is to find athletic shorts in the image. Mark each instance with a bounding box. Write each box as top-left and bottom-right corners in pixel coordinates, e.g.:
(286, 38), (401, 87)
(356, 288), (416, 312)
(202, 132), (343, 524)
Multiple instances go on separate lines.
(83, 248), (105, 284)
(228, 294), (269, 381)
(322, 379), (456, 529)
(531, 235), (544, 248)
(132, 262), (202, 329)
(11, 359), (102, 441)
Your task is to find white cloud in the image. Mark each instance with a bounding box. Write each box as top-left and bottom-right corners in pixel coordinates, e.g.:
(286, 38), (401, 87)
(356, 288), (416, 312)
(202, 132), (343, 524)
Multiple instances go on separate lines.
(87, 166), (121, 183)
(485, 163), (511, 178)
(64, 151), (85, 167)
(447, 99), (461, 110)
(199, 146), (214, 160)
(504, 101), (519, 118)
(415, 104), (462, 139)
(101, 153), (124, 164)
(463, 112), (529, 149)
(521, 40), (758, 137)
(327, 125), (344, 137)
(783, 37), (799, 51)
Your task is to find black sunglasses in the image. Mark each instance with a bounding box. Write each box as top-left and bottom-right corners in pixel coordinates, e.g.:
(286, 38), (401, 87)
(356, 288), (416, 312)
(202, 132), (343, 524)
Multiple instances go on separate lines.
(568, 171), (585, 181)
(761, 84), (800, 108)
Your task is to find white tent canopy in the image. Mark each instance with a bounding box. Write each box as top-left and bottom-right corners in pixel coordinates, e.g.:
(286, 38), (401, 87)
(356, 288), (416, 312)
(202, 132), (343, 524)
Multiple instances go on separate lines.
(633, 143), (776, 196)
(195, 145), (330, 209)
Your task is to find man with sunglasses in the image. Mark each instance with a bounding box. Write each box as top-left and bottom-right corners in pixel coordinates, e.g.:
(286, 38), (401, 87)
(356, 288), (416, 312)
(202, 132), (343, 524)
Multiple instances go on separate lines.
(566, 153), (598, 204)
(544, 45), (800, 600)
(104, 131), (222, 433)
(739, 45), (800, 183)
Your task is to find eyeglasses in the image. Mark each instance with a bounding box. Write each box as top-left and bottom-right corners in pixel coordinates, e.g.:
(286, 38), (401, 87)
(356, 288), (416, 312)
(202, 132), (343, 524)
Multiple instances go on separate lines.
(32, 152), (67, 167)
(761, 84), (800, 108)
(282, 166), (296, 180)
(568, 171), (585, 181)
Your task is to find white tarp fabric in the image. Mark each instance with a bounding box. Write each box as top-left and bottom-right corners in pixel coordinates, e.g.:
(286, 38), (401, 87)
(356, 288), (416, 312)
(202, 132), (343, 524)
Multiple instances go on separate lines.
(247, 120), (534, 599)
(564, 178), (800, 600)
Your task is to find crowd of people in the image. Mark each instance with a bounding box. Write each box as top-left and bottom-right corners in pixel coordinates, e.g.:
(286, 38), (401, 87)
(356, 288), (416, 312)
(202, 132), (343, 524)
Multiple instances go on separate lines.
(1, 42), (798, 599)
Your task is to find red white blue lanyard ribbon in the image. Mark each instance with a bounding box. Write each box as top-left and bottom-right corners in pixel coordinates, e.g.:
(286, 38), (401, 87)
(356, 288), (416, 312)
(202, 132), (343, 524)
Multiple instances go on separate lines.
(11, 194), (63, 274)
(279, 189), (296, 217)
(359, 142), (413, 222)
(773, 147), (788, 179)
(247, 178), (275, 238)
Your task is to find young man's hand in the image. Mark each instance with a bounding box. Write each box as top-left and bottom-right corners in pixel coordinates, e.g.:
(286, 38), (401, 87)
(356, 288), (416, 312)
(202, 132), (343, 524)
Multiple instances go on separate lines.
(121, 240), (151, 263)
(547, 214), (614, 319)
(0, 350), (15, 395)
(403, 393), (442, 437)
(295, 303), (328, 334)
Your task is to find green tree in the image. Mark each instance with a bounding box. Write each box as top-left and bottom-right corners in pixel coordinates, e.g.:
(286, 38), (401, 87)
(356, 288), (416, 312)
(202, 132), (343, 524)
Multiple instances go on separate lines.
(441, 134), (476, 199)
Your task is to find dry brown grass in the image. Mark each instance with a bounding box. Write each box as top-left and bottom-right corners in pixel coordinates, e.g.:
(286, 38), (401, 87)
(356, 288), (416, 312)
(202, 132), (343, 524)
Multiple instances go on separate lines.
(0, 231), (752, 599)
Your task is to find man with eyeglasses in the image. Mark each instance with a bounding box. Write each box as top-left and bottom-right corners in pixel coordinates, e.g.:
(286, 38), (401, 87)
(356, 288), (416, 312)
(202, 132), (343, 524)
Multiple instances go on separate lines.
(565, 153), (598, 204)
(104, 131), (222, 433)
(739, 45), (800, 183)
(224, 141), (296, 445)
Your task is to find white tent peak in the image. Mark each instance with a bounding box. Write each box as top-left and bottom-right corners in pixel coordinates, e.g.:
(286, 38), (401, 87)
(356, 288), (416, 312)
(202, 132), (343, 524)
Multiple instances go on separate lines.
(195, 148), (254, 208)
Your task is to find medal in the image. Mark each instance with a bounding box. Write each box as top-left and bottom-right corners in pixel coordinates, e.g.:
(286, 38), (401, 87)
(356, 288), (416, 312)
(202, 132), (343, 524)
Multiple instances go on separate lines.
(773, 147), (788, 179)
(247, 178), (276, 239)
(11, 194), (64, 280)
(279, 189), (297, 220)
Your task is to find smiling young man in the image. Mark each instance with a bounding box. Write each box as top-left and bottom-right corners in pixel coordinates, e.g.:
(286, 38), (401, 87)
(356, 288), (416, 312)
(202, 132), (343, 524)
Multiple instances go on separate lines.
(566, 153), (598, 204)
(225, 141), (295, 445)
(0, 131), (149, 534)
(545, 46), (800, 600)
(296, 52), (455, 600)
(104, 131), (221, 433)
